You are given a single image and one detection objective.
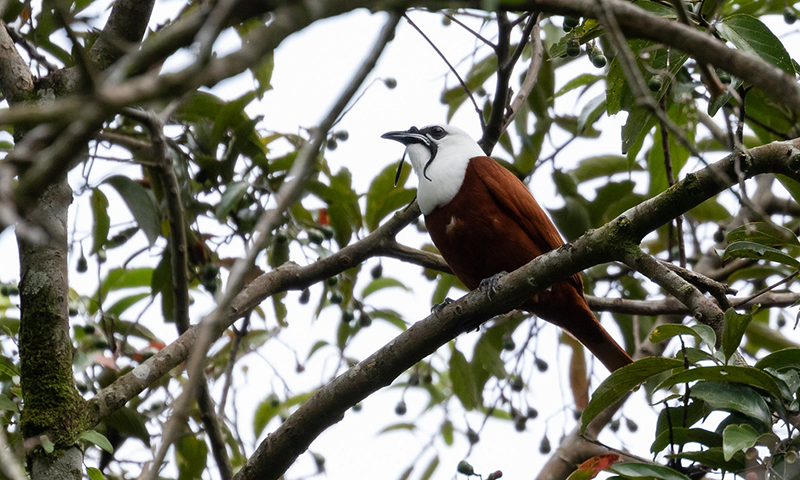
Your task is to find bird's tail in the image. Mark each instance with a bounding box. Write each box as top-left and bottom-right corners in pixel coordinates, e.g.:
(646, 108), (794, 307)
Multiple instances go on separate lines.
(524, 283), (633, 372)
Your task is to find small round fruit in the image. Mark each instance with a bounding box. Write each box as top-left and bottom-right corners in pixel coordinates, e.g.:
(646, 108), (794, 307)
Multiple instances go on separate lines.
(384, 77), (397, 89)
(408, 372), (420, 386)
(76, 255), (88, 273)
(341, 308), (355, 323)
(501, 336), (515, 351)
(326, 276), (339, 287)
(83, 324), (96, 334)
(467, 429), (480, 444)
(777, 315), (787, 328)
(648, 74), (663, 92)
(566, 39), (580, 57)
(717, 70), (731, 84)
(514, 417), (527, 432)
(308, 229), (325, 245)
(313, 453), (325, 472)
(527, 407), (539, 419)
(535, 358), (548, 372)
(326, 139), (338, 151)
(352, 403), (362, 412)
(371, 264), (383, 279)
(510, 376), (524, 392)
(268, 394), (280, 408)
(457, 460), (474, 476)
(564, 15), (580, 28)
(320, 225), (335, 240)
(0, 285), (8, 296)
(626, 418), (638, 432)
(442, 15), (452, 26)
(395, 400), (407, 416)
(334, 130), (349, 141)
(539, 436), (552, 454)
(591, 54), (607, 68)
(358, 312), (372, 327)
(609, 419), (621, 432)
(784, 6), (797, 24)
(96, 250), (107, 264)
(274, 231), (288, 244)
(69, 307), (78, 317)
(329, 292), (344, 304)
(299, 288), (311, 305)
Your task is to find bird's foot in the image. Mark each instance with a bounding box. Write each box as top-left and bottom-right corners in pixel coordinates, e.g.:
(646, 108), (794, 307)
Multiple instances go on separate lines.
(431, 297), (455, 314)
(479, 271), (509, 301)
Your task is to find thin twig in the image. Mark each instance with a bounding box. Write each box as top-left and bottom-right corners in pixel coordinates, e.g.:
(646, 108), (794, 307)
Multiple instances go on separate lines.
(403, 13), (485, 131)
(732, 270), (800, 308)
(502, 22), (542, 132)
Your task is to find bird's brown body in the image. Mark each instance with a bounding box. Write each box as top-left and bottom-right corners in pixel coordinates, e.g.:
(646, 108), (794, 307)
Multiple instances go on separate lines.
(425, 156), (633, 372)
(382, 124), (632, 372)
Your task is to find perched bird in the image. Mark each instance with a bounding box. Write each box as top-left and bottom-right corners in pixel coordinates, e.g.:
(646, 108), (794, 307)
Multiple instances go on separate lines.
(382, 124), (633, 372)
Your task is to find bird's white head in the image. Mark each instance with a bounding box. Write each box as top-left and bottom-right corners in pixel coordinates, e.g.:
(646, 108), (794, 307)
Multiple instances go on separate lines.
(381, 124), (485, 215)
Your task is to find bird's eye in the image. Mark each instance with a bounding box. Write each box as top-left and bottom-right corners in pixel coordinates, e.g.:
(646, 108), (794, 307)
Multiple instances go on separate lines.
(429, 126), (446, 139)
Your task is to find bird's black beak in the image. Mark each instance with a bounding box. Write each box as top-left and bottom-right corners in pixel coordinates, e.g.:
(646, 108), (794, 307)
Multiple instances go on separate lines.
(381, 126), (438, 183)
(380, 126), (428, 146)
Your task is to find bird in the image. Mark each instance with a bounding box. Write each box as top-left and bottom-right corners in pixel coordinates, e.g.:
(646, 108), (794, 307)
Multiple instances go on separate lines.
(381, 124), (633, 372)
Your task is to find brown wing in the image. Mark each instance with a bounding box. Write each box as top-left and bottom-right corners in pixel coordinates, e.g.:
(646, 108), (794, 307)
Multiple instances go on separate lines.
(469, 156), (584, 291)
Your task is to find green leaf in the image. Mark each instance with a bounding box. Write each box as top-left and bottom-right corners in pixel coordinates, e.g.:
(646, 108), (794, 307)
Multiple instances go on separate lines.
(668, 447), (746, 471)
(717, 14), (795, 76)
(726, 222), (800, 247)
(722, 423), (759, 461)
(582, 357), (684, 432)
(78, 430), (114, 453)
(609, 462), (691, 480)
(0, 393), (17, 412)
(775, 174), (800, 206)
(649, 324), (704, 344)
(722, 240), (799, 267)
(577, 95), (606, 135)
(90, 188), (110, 254)
(365, 161), (415, 231)
(440, 54), (497, 120)
(690, 324), (717, 350)
(92, 268), (154, 313)
(176, 434), (208, 479)
(215, 181), (250, 221)
(86, 467), (106, 480)
(104, 292), (150, 318)
(552, 73), (603, 99)
(450, 348), (480, 411)
(755, 347), (800, 371)
(722, 307), (757, 363)
(571, 155), (640, 183)
(441, 420), (454, 446)
(40, 435), (54, 454)
(105, 406), (150, 446)
(103, 175), (161, 246)
(651, 427), (721, 453)
(662, 366), (782, 398)
(689, 381), (772, 427)
(253, 52), (274, 97)
(360, 277), (409, 299)
(420, 455), (440, 480)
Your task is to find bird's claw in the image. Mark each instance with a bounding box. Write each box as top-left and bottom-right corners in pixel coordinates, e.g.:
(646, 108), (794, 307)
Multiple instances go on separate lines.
(479, 271), (509, 301)
(431, 297), (455, 314)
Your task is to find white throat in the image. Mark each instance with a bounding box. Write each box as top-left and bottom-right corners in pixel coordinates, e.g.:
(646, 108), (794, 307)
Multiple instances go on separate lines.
(405, 127), (485, 215)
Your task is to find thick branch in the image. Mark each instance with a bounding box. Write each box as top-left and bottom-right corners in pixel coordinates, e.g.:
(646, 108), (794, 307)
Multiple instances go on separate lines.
(88, 0), (156, 69)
